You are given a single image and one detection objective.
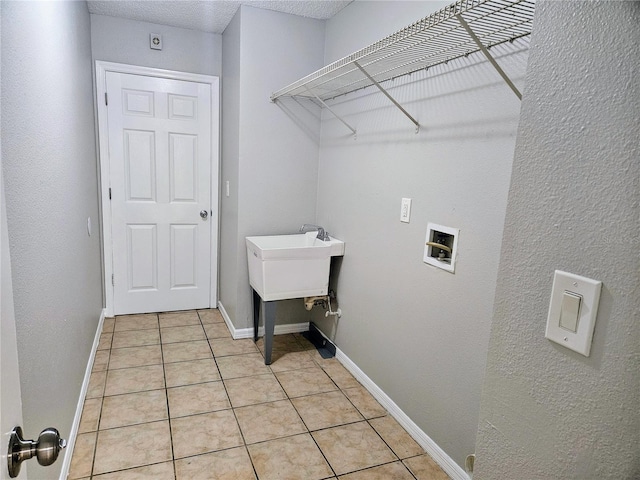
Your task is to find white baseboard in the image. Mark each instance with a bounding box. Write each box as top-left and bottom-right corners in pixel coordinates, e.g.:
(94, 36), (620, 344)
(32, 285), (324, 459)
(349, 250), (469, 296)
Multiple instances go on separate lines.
(217, 301), (235, 337)
(334, 346), (470, 480)
(59, 308), (107, 480)
(217, 301), (309, 339)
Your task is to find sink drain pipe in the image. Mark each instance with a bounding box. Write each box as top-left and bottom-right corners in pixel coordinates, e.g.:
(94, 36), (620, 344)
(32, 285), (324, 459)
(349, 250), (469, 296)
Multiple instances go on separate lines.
(303, 292), (341, 318)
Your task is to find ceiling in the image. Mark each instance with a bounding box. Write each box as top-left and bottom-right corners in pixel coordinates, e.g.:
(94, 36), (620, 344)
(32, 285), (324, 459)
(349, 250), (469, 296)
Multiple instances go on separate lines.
(87, 0), (353, 34)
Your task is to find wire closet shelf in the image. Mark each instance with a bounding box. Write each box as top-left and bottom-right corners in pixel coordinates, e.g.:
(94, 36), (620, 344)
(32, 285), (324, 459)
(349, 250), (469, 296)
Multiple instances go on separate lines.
(270, 0), (536, 104)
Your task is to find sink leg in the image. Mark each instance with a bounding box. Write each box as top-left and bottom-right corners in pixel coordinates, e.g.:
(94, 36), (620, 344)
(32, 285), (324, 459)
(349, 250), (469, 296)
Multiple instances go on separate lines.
(252, 289), (260, 342)
(262, 300), (276, 365)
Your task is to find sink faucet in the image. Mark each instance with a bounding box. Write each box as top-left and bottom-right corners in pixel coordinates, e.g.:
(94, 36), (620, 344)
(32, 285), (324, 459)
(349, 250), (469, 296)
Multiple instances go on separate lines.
(299, 224), (330, 241)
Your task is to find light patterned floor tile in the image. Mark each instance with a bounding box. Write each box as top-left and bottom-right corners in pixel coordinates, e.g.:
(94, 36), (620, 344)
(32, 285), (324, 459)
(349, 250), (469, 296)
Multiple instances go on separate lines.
(210, 338), (258, 357)
(369, 415), (424, 459)
(319, 359), (361, 390)
(235, 400), (306, 444)
(225, 373), (286, 408)
(291, 390), (363, 431)
(68, 432), (96, 479)
(171, 410), (243, 459)
(86, 371), (107, 399)
(167, 381), (230, 417)
(104, 365), (165, 396)
(174, 447), (256, 480)
(162, 340), (212, 363)
(109, 345), (162, 369)
(216, 353), (270, 379)
(102, 317), (115, 333)
(158, 310), (200, 328)
(97, 332), (113, 351)
(114, 314), (159, 332)
(92, 461), (175, 479)
(92, 350), (110, 372)
(338, 461), (416, 479)
(161, 325), (206, 344)
(93, 421), (172, 475)
(248, 433), (333, 480)
(312, 421), (397, 475)
(268, 350), (317, 373)
(204, 322), (232, 339)
(197, 308), (225, 324)
(112, 329), (160, 349)
(403, 454), (451, 480)
(341, 385), (387, 419)
(100, 389), (168, 429)
(164, 358), (220, 387)
(78, 398), (102, 433)
(256, 334), (306, 354)
(275, 366), (337, 398)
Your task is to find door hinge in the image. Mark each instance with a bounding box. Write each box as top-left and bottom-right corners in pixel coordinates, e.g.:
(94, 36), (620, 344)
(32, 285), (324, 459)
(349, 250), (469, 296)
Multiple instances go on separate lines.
(105, 92), (108, 105)
(111, 274), (114, 286)
(109, 187), (112, 200)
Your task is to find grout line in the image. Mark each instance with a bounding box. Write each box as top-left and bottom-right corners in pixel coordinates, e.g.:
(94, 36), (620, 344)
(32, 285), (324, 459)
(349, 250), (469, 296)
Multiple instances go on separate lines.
(156, 315), (179, 480)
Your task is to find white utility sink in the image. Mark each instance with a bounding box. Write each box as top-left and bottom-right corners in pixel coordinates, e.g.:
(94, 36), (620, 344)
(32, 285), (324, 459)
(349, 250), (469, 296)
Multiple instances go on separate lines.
(246, 232), (345, 301)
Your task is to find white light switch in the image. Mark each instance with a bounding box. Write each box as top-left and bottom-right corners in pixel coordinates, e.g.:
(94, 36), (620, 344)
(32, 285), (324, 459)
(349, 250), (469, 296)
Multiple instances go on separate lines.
(400, 198), (411, 223)
(545, 270), (602, 356)
(559, 291), (581, 332)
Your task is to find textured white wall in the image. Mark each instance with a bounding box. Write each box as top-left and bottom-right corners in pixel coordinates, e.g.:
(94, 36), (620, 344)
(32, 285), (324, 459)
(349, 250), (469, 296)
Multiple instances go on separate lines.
(475, 2), (640, 478)
(220, 9), (242, 326)
(1, 1), (103, 477)
(313, 0), (529, 468)
(1, 120), (27, 480)
(90, 14), (222, 76)
(220, 6), (325, 329)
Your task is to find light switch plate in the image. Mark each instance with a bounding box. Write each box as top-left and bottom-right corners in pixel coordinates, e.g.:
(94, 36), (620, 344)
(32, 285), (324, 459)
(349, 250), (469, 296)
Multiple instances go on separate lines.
(545, 270), (602, 356)
(400, 198), (411, 223)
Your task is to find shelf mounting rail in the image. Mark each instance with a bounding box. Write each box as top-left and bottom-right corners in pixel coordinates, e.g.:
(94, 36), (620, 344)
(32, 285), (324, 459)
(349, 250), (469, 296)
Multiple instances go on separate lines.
(270, 0), (535, 135)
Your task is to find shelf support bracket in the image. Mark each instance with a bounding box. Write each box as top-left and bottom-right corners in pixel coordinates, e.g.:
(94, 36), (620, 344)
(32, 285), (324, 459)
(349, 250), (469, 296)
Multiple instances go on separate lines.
(304, 87), (357, 138)
(456, 14), (522, 100)
(353, 61), (420, 134)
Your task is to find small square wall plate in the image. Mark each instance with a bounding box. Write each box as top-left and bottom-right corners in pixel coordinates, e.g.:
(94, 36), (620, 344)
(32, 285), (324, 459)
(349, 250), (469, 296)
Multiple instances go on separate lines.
(545, 270), (602, 357)
(150, 33), (162, 50)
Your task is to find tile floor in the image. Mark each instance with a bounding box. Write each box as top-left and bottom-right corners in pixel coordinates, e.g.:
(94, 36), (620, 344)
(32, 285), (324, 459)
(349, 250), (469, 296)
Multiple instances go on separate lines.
(69, 309), (450, 480)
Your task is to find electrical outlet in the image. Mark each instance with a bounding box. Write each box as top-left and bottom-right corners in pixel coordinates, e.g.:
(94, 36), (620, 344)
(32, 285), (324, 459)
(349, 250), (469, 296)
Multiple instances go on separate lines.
(400, 198), (411, 223)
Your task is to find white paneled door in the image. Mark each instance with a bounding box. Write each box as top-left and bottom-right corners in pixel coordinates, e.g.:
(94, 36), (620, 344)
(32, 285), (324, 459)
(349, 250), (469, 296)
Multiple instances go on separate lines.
(105, 71), (214, 315)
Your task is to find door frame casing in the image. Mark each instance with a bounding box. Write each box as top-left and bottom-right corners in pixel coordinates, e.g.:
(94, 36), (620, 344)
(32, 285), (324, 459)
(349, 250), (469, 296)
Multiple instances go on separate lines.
(95, 61), (220, 317)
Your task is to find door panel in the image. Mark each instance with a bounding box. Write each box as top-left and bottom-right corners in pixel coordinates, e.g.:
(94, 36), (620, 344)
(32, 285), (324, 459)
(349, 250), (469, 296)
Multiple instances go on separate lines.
(169, 133), (198, 202)
(124, 130), (156, 201)
(106, 72), (212, 315)
(127, 224), (158, 291)
(170, 224), (198, 288)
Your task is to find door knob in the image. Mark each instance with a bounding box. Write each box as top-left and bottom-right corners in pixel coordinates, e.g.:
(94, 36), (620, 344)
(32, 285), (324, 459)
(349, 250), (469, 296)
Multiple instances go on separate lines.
(7, 426), (66, 478)
(200, 210), (209, 219)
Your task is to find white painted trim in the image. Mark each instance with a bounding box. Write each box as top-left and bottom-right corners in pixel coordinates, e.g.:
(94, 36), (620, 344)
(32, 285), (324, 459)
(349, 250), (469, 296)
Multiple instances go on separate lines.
(59, 309), (107, 480)
(334, 345), (470, 480)
(95, 61), (220, 316)
(217, 301), (308, 339)
(217, 301), (236, 338)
